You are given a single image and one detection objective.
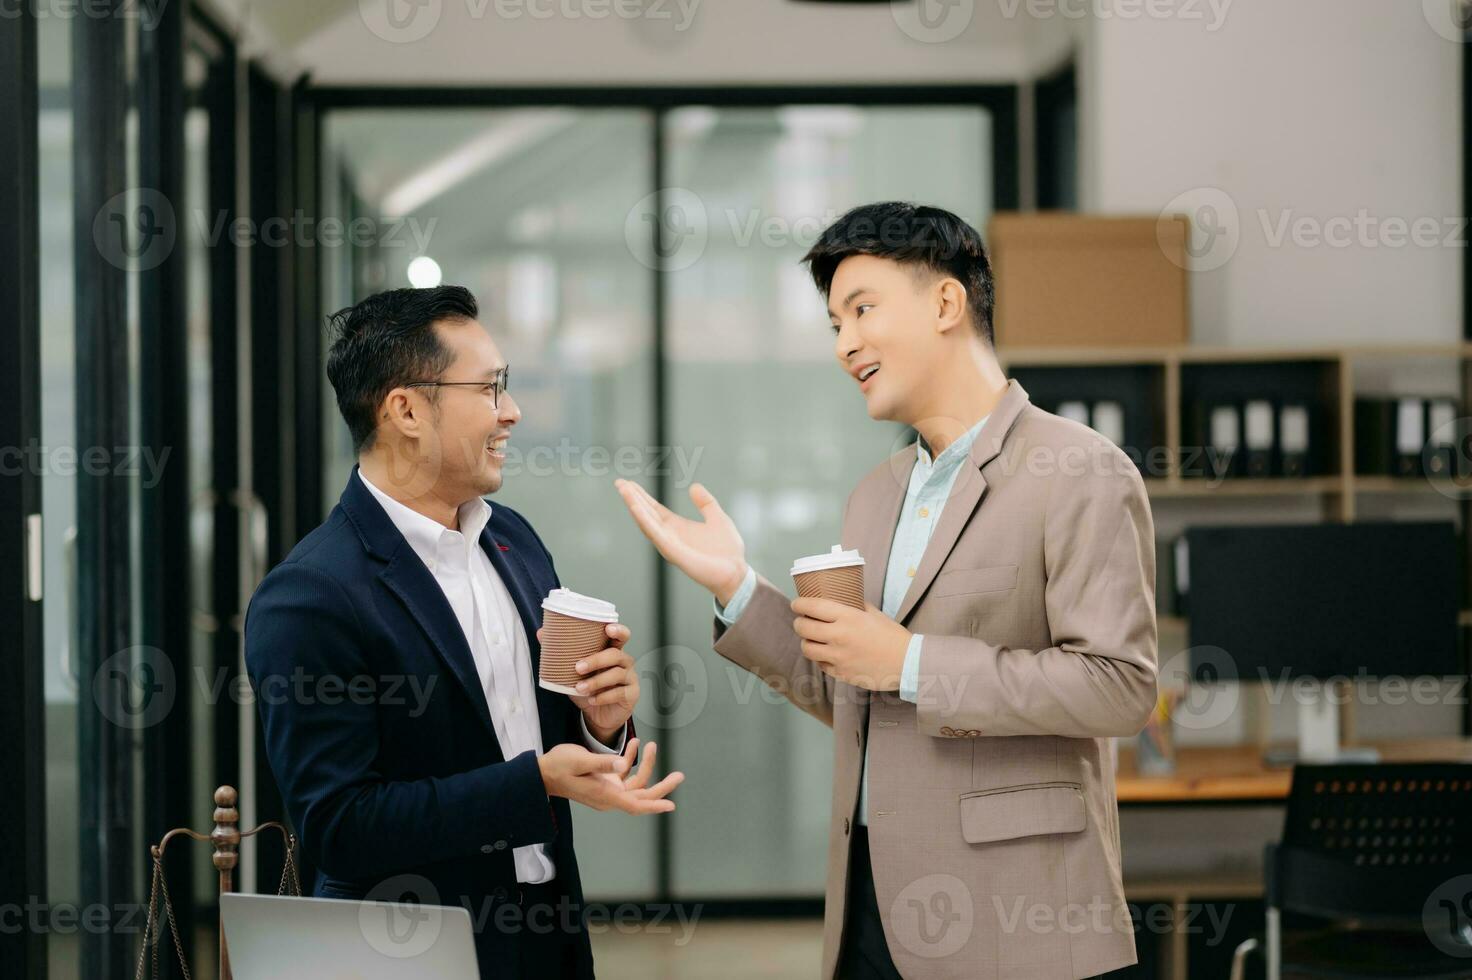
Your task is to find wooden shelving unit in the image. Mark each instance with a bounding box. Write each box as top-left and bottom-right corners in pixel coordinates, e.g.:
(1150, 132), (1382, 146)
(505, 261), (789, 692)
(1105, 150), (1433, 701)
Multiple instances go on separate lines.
(999, 341), (1472, 520)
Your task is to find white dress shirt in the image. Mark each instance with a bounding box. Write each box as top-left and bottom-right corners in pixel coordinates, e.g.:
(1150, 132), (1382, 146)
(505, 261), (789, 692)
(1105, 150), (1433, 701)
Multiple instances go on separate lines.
(359, 471), (621, 884)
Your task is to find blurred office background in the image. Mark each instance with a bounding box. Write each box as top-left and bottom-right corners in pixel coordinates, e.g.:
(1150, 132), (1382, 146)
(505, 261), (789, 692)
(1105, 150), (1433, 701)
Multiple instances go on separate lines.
(4, 2), (1468, 979)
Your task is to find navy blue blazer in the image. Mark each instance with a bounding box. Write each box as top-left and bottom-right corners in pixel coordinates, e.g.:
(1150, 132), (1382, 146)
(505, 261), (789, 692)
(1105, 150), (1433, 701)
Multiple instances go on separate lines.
(245, 468), (619, 978)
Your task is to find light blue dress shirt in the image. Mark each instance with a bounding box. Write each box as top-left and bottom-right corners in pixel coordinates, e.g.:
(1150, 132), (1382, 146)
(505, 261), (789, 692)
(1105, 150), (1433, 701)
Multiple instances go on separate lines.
(715, 413), (990, 823)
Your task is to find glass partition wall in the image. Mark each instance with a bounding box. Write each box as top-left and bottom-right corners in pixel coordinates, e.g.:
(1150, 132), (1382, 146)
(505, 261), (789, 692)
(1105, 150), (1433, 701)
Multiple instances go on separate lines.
(320, 95), (1001, 901)
(32, 6), (247, 977)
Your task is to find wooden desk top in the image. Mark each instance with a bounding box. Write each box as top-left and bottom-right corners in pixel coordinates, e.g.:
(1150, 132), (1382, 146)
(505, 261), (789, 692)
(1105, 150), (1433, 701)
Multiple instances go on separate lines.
(1116, 738), (1472, 804)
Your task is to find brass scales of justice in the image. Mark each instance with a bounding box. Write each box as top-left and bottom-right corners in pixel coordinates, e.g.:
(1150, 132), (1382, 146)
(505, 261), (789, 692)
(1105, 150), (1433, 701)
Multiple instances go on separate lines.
(135, 786), (301, 980)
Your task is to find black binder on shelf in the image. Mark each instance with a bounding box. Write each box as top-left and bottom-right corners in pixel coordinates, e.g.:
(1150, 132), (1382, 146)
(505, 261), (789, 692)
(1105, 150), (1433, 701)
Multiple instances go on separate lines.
(1205, 402), (1242, 479)
(1173, 535), (1190, 617)
(1394, 397), (1426, 477)
(1154, 538), (1177, 617)
(1278, 403), (1311, 477)
(1185, 398), (1237, 479)
(1353, 398), (1395, 476)
(1425, 398), (1459, 479)
(1056, 400), (1091, 427)
(1243, 399), (1276, 478)
(1091, 401), (1126, 447)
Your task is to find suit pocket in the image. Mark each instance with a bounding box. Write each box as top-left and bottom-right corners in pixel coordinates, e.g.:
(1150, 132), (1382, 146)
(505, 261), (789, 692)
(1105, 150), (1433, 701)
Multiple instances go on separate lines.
(959, 781), (1086, 844)
(317, 879), (366, 900)
(931, 563), (1019, 598)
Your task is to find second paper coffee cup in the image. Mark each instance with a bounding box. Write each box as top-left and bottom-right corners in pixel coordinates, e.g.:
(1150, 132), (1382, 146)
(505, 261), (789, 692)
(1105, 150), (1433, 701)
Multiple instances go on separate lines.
(791, 545), (866, 609)
(539, 588), (619, 695)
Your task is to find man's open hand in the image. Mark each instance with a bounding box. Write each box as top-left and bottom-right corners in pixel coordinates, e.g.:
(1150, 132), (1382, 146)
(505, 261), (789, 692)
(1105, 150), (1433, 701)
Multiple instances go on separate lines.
(538, 738), (683, 815)
(615, 480), (749, 606)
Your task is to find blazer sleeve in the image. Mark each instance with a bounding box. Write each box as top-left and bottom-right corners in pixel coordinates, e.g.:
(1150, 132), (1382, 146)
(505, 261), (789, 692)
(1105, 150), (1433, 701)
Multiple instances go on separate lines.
(913, 462), (1159, 739)
(711, 575), (836, 728)
(708, 490), (859, 729)
(245, 561), (558, 880)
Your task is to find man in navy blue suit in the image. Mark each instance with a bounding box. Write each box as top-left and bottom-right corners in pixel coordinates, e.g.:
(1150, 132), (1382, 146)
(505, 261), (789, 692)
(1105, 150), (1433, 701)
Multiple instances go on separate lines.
(245, 285), (682, 979)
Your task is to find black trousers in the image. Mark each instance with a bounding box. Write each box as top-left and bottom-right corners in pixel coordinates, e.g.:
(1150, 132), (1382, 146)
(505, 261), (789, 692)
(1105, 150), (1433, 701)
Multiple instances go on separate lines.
(475, 878), (586, 980)
(838, 825), (905, 980)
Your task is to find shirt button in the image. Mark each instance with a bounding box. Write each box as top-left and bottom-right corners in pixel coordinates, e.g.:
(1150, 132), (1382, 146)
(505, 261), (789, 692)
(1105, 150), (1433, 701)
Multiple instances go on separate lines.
(907, 566), (916, 578)
(918, 507), (929, 518)
(509, 700), (521, 715)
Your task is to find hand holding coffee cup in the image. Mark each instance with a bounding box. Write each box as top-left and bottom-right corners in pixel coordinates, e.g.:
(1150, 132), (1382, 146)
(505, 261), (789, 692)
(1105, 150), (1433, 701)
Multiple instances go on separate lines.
(539, 588), (639, 743)
(538, 588), (620, 695)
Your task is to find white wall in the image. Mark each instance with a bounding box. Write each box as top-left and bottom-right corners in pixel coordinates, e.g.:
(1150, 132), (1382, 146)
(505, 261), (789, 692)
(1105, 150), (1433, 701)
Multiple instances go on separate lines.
(1077, 0), (1463, 347)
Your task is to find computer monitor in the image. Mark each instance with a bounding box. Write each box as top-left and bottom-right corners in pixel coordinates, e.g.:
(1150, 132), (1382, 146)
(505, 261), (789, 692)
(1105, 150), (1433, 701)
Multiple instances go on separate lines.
(1186, 521), (1461, 763)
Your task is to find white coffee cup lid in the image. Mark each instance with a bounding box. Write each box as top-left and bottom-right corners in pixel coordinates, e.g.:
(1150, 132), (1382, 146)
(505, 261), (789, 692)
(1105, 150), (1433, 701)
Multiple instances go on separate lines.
(541, 588), (619, 623)
(791, 545), (865, 576)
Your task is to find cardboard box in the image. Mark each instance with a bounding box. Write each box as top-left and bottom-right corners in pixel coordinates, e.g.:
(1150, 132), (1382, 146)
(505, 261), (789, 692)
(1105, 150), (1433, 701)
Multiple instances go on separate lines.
(987, 213), (1191, 348)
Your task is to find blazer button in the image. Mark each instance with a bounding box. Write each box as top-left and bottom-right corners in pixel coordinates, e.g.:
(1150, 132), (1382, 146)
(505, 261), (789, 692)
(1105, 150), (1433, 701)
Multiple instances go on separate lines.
(495, 840), (508, 850)
(480, 844), (494, 854)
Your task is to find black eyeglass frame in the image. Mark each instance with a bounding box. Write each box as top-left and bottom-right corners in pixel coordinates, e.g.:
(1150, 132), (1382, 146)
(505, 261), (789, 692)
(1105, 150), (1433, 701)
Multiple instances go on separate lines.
(404, 366), (510, 408)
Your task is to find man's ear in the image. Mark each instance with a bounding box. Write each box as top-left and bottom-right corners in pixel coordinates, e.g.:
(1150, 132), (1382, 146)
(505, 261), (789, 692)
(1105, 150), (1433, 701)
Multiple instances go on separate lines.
(378, 387), (423, 440)
(934, 277), (970, 336)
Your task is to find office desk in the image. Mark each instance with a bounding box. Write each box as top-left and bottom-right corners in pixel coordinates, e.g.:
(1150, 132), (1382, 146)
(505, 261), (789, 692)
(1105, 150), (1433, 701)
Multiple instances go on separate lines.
(1115, 738), (1472, 980)
(1117, 737), (1472, 805)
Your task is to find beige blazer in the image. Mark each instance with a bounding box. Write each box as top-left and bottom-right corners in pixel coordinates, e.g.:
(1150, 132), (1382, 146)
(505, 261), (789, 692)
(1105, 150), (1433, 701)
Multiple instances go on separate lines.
(713, 380), (1158, 980)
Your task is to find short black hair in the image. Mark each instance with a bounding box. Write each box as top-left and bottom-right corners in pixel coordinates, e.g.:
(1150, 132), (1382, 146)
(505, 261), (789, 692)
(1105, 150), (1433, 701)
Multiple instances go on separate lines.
(324, 285), (477, 453)
(802, 202), (995, 346)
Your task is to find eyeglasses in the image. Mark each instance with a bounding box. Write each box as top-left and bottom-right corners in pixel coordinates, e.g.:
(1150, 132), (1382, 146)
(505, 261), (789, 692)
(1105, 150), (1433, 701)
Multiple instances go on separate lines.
(405, 366), (510, 408)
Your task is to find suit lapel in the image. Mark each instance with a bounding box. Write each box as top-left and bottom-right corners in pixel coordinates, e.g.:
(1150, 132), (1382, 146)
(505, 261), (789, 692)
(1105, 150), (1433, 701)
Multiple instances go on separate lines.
(850, 446), (914, 610)
(477, 523), (565, 746)
(338, 469), (503, 744)
(379, 552), (500, 742)
(894, 380), (1032, 624)
(894, 468), (989, 625)
(842, 443), (914, 719)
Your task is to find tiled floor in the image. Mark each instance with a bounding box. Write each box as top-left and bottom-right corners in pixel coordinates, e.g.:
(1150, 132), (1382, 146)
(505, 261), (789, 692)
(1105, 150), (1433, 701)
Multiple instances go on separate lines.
(589, 918), (824, 979)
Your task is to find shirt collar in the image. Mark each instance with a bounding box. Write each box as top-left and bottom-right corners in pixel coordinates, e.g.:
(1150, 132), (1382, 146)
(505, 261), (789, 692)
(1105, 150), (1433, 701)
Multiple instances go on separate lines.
(915, 414), (990, 474)
(357, 470), (492, 568)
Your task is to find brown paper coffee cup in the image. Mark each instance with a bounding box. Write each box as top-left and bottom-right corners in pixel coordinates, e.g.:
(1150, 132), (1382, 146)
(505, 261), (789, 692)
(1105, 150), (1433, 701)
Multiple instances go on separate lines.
(539, 589), (619, 694)
(791, 546), (866, 609)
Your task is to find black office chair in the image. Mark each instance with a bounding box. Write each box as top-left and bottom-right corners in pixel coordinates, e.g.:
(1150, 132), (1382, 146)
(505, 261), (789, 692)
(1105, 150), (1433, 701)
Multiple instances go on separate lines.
(1231, 763), (1472, 980)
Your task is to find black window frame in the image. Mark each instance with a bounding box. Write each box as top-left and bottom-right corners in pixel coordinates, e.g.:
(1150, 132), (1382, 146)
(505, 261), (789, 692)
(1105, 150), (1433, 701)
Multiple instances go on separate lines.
(0, 7), (46, 976)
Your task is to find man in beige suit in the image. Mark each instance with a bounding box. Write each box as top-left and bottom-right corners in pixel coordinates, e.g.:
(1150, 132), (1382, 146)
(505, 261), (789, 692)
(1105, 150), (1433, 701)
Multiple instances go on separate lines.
(616, 202), (1158, 979)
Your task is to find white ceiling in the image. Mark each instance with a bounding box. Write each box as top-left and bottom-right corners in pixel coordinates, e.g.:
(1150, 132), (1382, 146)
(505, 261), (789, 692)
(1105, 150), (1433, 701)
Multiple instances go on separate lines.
(201, 0), (1083, 86)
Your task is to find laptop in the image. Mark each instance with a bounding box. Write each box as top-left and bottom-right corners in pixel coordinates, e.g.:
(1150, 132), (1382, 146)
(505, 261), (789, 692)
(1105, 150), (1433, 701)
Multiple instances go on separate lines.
(221, 892), (479, 980)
